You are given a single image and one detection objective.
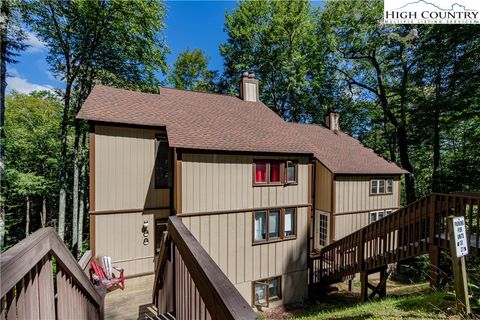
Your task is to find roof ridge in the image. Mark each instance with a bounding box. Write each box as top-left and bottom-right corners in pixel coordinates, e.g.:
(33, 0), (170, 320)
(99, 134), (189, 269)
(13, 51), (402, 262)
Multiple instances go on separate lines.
(159, 86), (244, 100)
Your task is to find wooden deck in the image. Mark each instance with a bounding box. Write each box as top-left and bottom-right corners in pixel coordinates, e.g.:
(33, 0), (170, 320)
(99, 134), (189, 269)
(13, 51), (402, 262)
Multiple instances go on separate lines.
(104, 275), (158, 320)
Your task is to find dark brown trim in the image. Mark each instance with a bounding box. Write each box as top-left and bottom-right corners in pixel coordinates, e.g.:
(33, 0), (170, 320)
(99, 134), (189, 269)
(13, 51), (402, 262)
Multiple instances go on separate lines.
(334, 207), (399, 216)
(90, 120), (167, 131)
(333, 173), (404, 177)
(89, 126), (96, 257)
(177, 147), (312, 158)
(330, 174), (336, 242)
(176, 156), (182, 214)
(90, 206), (171, 215)
(308, 162), (313, 257)
(177, 203), (311, 218)
(284, 161), (298, 184)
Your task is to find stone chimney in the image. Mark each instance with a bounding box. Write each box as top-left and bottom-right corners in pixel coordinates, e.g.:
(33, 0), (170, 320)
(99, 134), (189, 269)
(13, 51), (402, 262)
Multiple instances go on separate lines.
(239, 71), (259, 102)
(325, 111), (340, 132)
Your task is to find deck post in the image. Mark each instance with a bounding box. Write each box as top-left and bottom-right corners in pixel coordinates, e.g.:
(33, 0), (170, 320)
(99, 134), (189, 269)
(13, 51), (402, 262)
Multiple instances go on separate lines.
(379, 267), (387, 298)
(428, 245), (441, 290)
(360, 271), (368, 302)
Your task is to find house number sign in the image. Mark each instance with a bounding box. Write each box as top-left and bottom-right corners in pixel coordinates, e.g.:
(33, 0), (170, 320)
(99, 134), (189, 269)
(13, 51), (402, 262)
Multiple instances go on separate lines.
(452, 216), (468, 258)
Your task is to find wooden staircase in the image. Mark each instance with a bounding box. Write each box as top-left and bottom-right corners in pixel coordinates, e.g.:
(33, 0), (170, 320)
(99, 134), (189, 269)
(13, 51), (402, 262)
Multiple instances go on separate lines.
(310, 193), (480, 301)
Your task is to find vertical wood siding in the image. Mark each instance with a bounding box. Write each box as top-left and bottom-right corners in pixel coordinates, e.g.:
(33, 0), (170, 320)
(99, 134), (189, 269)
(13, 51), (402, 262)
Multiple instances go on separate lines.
(314, 161), (333, 213)
(334, 175), (401, 214)
(334, 212), (370, 240)
(94, 125), (169, 211)
(181, 207), (309, 306)
(94, 210), (169, 275)
(93, 125), (171, 276)
(181, 154), (309, 213)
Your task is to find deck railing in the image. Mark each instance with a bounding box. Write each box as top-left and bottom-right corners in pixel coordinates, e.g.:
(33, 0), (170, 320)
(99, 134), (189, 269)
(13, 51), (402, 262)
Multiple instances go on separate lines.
(153, 216), (257, 320)
(0, 228), (104, 319)
(311, 193), (479, 286)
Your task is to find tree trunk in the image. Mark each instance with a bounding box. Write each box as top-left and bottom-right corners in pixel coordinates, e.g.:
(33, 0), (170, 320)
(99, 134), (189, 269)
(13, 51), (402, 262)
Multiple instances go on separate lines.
(432, 67), (442, 192)
(41, 194), (47, 228)
(77, 130), (87, 259)
(57, 83), (72, 240)
(25, 195), (30, 237)
(0, 0), (9, 247)
(72, 119), (81, 247)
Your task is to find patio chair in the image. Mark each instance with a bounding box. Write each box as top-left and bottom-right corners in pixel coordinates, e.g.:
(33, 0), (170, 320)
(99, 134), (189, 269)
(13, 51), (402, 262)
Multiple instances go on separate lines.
(90, 256), (125, 290)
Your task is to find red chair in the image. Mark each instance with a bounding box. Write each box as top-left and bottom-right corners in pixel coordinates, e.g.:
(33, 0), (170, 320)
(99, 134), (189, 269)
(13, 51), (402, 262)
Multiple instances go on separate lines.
(91, 257), (125, 290)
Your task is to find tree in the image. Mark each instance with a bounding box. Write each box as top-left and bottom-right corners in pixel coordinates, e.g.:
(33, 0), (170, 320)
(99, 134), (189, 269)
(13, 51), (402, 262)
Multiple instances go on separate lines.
(0, 0), (27, 246)
(24, 0), (169, 249)
(168, 48), (217, 91)
(3, 91), (61, 248)
(221, 0), (316, 121)
(319, 0), (419, 203)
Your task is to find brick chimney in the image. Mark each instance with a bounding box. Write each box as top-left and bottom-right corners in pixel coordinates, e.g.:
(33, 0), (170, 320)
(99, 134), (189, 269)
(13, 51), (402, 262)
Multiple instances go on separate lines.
(325, 111), (340, 132)
(239, 71), (259, 102)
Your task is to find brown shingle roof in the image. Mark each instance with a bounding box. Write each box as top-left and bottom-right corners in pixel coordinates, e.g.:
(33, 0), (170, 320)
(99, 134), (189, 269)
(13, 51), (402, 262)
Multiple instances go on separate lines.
(289, 123), (408, 175)
(77, 85), (408, 175)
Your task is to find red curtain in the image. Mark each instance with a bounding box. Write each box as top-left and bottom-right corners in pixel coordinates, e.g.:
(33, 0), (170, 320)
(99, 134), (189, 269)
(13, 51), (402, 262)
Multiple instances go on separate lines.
(270, 162), (280, 183)
(255, 162), (267, 183)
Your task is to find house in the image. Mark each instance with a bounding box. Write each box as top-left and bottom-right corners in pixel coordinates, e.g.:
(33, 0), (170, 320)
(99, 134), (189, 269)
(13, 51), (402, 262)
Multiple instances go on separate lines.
(76, 72), (407, 307)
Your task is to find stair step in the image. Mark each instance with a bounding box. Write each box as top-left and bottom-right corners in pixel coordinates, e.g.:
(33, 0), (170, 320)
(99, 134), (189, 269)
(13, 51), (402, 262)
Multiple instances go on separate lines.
(145, 312), (175, 320)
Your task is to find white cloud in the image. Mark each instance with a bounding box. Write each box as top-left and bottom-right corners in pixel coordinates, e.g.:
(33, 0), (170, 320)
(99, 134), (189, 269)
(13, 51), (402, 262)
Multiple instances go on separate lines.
(6, 69), (54, 94)
(24, 31), (46, 54)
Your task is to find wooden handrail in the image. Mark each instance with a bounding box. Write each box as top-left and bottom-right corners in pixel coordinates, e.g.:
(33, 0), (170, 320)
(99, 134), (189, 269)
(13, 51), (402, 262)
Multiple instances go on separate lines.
(1, 227), (103, 316)
(153, 216), (257, 320)
(311, 193), (479, 285)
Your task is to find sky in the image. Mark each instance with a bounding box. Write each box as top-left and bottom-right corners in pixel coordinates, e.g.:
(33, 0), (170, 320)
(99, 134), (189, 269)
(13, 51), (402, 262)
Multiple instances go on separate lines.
(7, 1), (323, 94)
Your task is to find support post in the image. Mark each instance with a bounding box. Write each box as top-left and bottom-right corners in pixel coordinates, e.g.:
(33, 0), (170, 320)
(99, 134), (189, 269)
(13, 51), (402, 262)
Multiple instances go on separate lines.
(447, 216), (471, 315)
(428, 245), (441, 290)
(379, 267), (387, 298)
(360, 271), (368, 302)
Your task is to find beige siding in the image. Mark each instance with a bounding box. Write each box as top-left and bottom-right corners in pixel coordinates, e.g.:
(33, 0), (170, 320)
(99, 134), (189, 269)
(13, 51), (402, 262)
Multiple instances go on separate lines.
(93, 125), (170, 276)
(334, 175), (401, 214)
(334, 212), (370, 240)
(181, 207), (309, 306)
(314, 161), (333, 213)
(181, 154), (309, 213)
(94, 125), (169, 211)
(94, 210), (169, 275)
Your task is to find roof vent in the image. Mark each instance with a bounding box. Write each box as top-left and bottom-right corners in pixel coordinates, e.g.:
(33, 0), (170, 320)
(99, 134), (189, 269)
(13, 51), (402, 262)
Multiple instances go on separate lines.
(239, 71), (259, 102)
(325, 111), (340, 132)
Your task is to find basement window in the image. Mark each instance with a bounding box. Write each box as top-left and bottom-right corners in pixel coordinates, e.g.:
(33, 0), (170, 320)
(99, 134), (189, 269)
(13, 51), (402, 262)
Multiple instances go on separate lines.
(253, 276), (281, 307)
(370, 210), (385, 223)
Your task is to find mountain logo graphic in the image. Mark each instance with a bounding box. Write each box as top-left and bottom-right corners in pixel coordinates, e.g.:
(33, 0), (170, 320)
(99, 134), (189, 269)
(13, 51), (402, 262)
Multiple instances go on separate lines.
(393, 0), (477, 11)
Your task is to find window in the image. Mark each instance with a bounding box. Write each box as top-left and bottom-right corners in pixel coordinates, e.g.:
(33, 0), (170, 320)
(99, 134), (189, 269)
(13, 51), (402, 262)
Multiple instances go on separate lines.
(284, 208), (295, 237)
(385, 209), (393, 215)
(317, 212), (329, 247)
(370, 178), (394, 195)
(254, 211), (267, 241)
(255, 162), (267, 184)
(253, 208), (296, 243)
(269, 210), (280, 239)
(155, 136), (171, 188)
(270, 161), (281, 183)
(285, 161), (297, 184)
(253, 160), (297, 186)
(387, 179), (393, 193)
(253, 276), (281, 307)
(370, 210), (385, 223)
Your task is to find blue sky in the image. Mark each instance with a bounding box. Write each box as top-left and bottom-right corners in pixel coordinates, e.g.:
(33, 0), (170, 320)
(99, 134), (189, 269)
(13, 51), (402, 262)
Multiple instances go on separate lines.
(7, 1), (322, 93)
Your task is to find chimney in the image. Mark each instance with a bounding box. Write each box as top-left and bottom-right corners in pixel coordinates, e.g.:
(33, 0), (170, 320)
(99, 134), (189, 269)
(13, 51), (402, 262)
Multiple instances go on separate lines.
(325, 111), (340, 132)
(239, 71), (259, 102)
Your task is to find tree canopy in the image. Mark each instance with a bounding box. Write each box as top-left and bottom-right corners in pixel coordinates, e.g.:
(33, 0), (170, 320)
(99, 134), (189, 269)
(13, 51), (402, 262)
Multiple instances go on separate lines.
(168, 48), (217, 91)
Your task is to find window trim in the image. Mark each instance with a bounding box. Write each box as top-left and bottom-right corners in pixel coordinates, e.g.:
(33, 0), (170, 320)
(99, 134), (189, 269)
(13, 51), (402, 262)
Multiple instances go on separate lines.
(253, 207), (297, 244)
(154, 218), (168, 255)
(369, 210), (386, 223)
(253, 160), (299, 187)
(154, 135), (172, 189)
(252, 276), (282, 307)
(284, 161), (298, 185)
(370, 178), (394, 195)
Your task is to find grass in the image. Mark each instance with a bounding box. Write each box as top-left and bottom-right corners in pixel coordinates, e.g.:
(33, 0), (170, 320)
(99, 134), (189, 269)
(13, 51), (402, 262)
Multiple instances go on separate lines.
(294, 291), (456, 320)
(261, 280), (475, 320)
